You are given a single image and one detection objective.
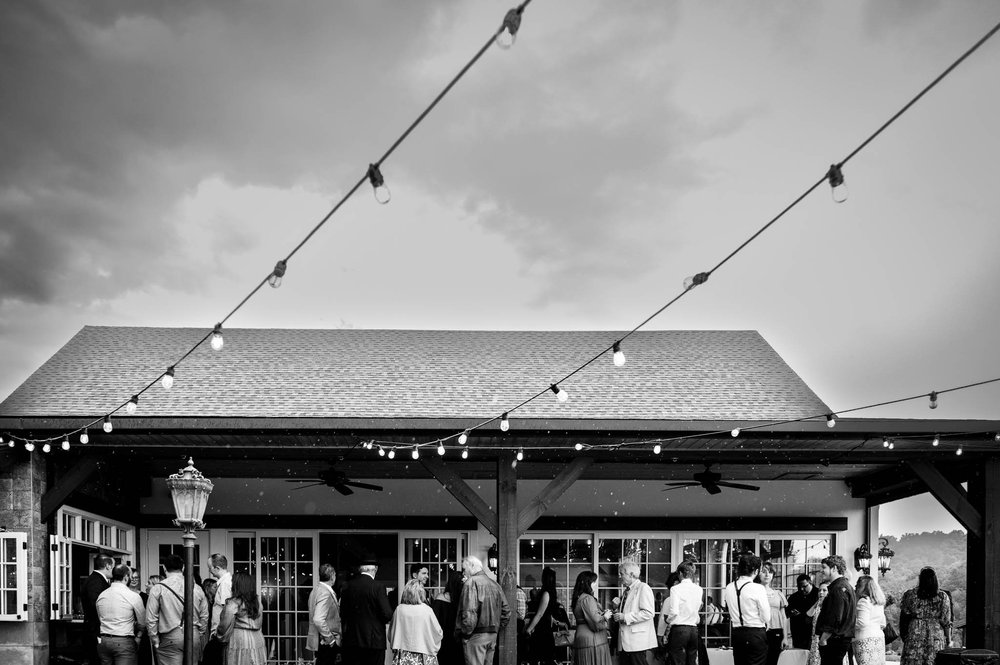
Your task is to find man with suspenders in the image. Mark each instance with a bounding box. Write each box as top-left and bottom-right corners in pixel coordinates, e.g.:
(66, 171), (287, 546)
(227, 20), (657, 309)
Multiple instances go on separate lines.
(723, 555), (771, 665)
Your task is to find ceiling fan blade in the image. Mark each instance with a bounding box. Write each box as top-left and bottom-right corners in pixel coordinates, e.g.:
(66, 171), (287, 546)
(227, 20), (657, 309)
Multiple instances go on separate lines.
(332, 484), (354, 496)
(342, 481), (384, 492)
(704, 484), (723, 495)
(662, 484), (698, 492)
(663, 482), (698, 487)
(716, 481), (761, 492)
(289, 482), (326, 491)
(286, 479), (322, 483)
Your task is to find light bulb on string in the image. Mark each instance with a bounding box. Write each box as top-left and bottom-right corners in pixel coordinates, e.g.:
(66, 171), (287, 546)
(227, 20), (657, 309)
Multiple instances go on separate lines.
(574, 443), (584, 451)
(162, 366), (175, 390)
(956, 446), (963, 456)
(25, 441), (34, 452)
(495, 8), (522, 49)
(461, 447), (469, 460)
(653, 443), (661, 455)
(827, 164), (848, 203)
(550, 384), (568, 403)
(826, 414), (836, 428)
(888, 441), (895, 450)
(458, 430), (469, 445)
(42, 442), (51, 453)
(683, 272), (709, 291)
(268, 260), (287, 288)
(125, 395), (139, 415)
(211, 323), (224, 351)
(882, 437), (889, 448)
(378, 446), (385, 457)
(6, 437), (14, 448)
(437, 443), (445, 456)
(928, 392), (938, 410)
(932, 435), (940, 447)
(994, 433), (1000, 442)
(61, 438), (70, 451)
(516, 448), (524, 462)
(411, 446), (420, 460)
(367, 164), (391, 204)
(500, 413), (510, 432)
(612, 341), (626, 367)
(731, 428), (740, 438)
(80, 430), (89, 444)
(103, 416), (113, 433)
(387, 448), (396, 460)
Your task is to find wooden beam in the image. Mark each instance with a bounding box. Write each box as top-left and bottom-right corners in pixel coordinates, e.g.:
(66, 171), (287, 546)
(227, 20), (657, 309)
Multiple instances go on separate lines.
(517, 457), (593, 536)
(419, 458), (497, 537)
(497, 453), (518, 665)
(41, 457), (102, 522)
(906, 460), (983, 539)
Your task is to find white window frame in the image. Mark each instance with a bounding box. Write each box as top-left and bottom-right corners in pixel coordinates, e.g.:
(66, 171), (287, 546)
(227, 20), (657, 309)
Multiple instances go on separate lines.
(0, 531), (28, 622)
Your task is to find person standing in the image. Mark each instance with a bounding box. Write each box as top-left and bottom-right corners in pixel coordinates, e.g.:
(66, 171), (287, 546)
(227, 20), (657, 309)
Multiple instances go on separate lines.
(612, 560), (656, 665)
(853, 576), (887, 665)
(456, 555), (510, 665)
(95, 564), (146, 665)
(571, 571), (613, 665)
(787, 574), (819, 649)
(389, 579), (443, 664)
(704, 596), (724, 638)
(723, 555), (770, 665)
(146, 554), (209, 665)
(806, 583), (829, 665)
(657, 572), (681, 648)
(83, 554), (115, 665)
(525, 566), (559, 665)
(432, 570), (465, 665)
(205, 553), (233, 665)
(215, 572), (267, 665)
(667, 562), (703, 665)
(410, 564), (430, 588)
(815, 555), (856, 665)
(757, 562), (791, 665)
(340, 557), (394, 665)
(899, 567), (952, 665)
(306, 564), (342, 665)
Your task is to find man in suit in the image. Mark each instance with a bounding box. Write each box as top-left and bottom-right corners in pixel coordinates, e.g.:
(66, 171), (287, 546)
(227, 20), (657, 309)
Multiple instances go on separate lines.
(307, 563), (342, 665)
(340, 557), (393, 665)
(82, 554), (115, 665)
(612, 560), (657, 665)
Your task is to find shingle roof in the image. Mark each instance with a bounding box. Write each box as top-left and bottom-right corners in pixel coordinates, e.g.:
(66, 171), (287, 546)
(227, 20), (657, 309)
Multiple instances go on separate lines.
(0, 327), (830, 421)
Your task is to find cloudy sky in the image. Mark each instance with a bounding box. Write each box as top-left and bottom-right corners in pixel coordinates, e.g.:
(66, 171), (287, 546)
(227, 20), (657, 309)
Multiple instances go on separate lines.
(2, 1), (998, 529)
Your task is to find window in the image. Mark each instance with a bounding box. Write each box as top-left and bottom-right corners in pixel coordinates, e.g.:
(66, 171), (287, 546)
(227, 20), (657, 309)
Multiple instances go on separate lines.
(231, 534), (257, 577)
(759, 538), (831, 597)
(597, 536), (672, 614)
(1, 532), (28, 622)
(260, 536), (313, 665)
(519, 537), (596, 612)
(81, 519), (95, 544)
(403, 536), (464, 601)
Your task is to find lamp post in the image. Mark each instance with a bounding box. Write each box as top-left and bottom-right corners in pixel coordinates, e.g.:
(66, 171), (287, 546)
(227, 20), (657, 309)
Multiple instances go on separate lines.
(166, 458), (213, 665)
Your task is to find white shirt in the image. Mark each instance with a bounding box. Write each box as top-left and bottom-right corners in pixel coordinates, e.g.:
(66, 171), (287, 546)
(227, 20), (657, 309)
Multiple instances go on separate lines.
(211, 570), (232, 633)
(723, 577), (771, 629)
(667, 579), (703, 627)
(854, 598), (887, 640)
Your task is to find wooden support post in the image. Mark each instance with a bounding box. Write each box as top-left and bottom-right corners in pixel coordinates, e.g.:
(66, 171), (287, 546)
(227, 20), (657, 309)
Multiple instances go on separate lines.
(906, 460), (983, 538)
(865, 504), (880, 580)
(420, 458), (498, 537)
(966, 456), (1000, 650)
(517, 457), (592, 536)
(497, 453), (518, 665)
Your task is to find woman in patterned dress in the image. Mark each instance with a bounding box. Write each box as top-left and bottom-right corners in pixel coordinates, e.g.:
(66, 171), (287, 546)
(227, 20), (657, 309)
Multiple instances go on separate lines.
(853, 576), (887, 665)
(807, 583), (829, 665)
(216, 573), (267, 665)
(900, 568), (952, 665)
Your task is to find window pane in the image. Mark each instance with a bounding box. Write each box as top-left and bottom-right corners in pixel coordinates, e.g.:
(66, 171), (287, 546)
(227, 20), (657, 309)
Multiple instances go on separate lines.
(598, 539), (622, 563)
(543, 539), (567, 564)
(521, 539), (542, 563)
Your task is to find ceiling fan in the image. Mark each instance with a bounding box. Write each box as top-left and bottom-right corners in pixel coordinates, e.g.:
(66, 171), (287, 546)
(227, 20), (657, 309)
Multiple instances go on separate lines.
(662, 464), (761, 495)
(286, 465), (384, 496)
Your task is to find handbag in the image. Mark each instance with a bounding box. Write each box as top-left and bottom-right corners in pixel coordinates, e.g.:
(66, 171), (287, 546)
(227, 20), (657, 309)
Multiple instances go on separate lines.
(552, 626), (574, 648)
(883, 622), (900, 645)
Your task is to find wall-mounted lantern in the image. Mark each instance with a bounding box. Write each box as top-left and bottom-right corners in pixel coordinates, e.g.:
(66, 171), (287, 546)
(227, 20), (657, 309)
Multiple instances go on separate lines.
(877, 538), (895, 576)
(854, 543), (872, 575)
(488, 542), (499, 574)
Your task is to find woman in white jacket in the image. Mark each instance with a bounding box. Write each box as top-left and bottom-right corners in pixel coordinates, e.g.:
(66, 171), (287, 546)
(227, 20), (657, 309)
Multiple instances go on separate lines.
(853, 576), (888, 665)
(389, 580), (443, 665)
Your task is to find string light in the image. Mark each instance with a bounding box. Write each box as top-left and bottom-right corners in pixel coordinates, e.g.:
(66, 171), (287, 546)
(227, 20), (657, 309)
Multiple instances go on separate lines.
(495, 8), (522, 49)
(500, 413), (510, 432)
(378, 445), (385, 457)
(888, 440), (895, 450)
(458, 430), (469, 445)
(125, 395), (139, 415)
(411, 446), (420, 460)
(42, 442), (51, 454)
(24, 442), (34, 452)
(550, 384), (569, 403)
(932, 435), (940, 446)
(731, 428), (740, 437)
(956, 446), (963, 456)
(211, 324), (224, 351)
(367, 164), (391, 204)
(826, 414), (836, 428)
(61, 438), (70, 451)
(80, 429), (89, 444)
(437, 443), (445, 456)
(653, 443), (661, 455)
(103, 416), (113, 433)
(462, 447), (469, 459)
(683, 272), (709, 291)
(268, 260), (287, 288)
(612, 341), (626, 367)
(882, 437), (890, 448)
(928, 391), (938, 409)
(827, 164), (848, 203)
(387, 448), (396, 460)
(516, 448), (524, 461)
(162, 366), (175, 390)
(994, 433), (1000, 442)
(574, 443), (584, 451)
(6, 437), (14, 448)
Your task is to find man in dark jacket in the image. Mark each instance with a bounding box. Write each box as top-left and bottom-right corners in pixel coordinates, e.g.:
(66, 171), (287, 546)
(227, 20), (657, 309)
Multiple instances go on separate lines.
(787, 573), (820, 649)
(340, 558), (393, 665)
(816, 555), (856, 665)
(82, 554), (115, 665)
(457, 555), (510, 665)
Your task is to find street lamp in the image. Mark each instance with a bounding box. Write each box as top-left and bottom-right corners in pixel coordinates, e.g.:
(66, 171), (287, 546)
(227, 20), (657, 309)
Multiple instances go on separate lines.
(854, 543), (872, 575)
(166, 458), (213, 665)
(877, 538), (895, 576)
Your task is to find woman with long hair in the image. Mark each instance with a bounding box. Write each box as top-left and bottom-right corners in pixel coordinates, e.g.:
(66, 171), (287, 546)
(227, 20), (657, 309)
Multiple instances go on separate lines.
(755, 562), (791, 665)
(389, 579), (443, 665)
(899, 568), (952, 665)
(431, 570), (464, 665)
(215, 572), (267, 665)
(853, 576), (887, 665)
(571, 571), (613, 665)
(807, 583), (829, 665)
(525, 566), (559, 665)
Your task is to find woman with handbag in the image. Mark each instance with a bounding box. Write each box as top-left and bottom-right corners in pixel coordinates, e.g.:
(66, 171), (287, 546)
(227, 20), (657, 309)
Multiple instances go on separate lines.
(853, 576), (887, 665)
(571, 571), (613, 665)
(525, 567), (559, 665)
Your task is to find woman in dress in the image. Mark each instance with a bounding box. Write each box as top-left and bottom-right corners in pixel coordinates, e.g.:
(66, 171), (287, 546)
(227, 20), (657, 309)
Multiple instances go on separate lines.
(389, 579), (443, 665)
(525, 566), (561, 665)
(431, 570), (464, 665)
(756, 562), (791, 665)
(571, 570), (613, 665)
(853, 575), (887, 665)
(807, 583), (829, 665)
(215, 572), (267, 665)
(900, 568), (952, 665)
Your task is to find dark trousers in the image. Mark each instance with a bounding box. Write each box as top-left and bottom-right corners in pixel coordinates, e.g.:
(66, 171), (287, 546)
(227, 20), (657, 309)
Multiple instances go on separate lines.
(202, 636), (226, 665)
(765, 629), (785, 665)
(98, 635), (138, 665)
(315, 642), (340, 665)
(343, 647), (385, 665)
(819, 637), (853, 665)
(732, 627), (767, 665)
(668, 625), (699, 665)
(618, 649), (653, 665)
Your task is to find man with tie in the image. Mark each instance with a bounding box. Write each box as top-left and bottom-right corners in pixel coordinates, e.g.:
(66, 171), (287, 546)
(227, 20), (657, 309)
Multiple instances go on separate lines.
(340, 557), (393, 665)
(307, 564), (342, 665)
(82, 554), (115, 665)
(612, 561), (657, 665)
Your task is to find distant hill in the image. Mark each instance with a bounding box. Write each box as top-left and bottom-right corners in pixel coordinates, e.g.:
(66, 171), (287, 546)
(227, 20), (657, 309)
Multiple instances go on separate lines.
(878, 530), (966, 648)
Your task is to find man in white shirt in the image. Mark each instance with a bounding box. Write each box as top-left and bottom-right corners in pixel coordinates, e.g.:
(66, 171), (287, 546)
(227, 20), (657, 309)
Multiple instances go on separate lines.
(613, 561), (657, 665)
(95, 564), (146, 665)
(204, 553), (232, 665)
(722, 555), (770, 665)
(667, 562), (703, 665)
